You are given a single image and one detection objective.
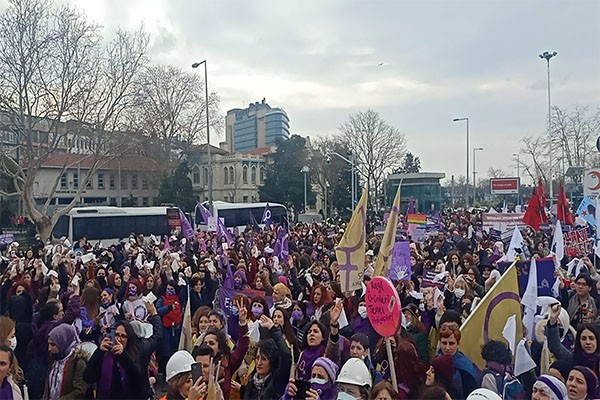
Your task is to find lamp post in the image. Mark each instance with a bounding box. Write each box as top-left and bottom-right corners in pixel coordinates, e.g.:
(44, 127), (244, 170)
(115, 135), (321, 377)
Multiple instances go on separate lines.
(324, 180), (330, 219)
(513, 153), (521, 205)
(539, 50), (557, 205)
(301, 166), (310, 213)
(473, 147), (483, 203)
(453, 117), (470, 208)
(192, 60), (212, 210)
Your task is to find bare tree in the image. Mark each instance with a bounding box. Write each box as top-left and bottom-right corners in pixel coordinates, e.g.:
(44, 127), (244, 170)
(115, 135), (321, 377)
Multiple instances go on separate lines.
(0, 0), (149, 240)
(128, 65), (221, 166)
(338, 110), (406, 208)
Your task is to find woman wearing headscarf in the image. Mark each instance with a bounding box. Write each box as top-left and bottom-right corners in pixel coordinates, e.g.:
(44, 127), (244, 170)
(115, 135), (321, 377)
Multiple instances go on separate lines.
(532, 374), (568, 400)
(567, 366), (598, 400)
(44, 323), (88, 399)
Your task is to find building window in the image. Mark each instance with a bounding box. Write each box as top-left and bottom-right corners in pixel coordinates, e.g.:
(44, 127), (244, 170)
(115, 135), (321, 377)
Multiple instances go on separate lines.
(223, 167), (229, 184)
(243, 195), (249, 202)
(260, 167), (265, 183)
(251, 166), (256, 184)
(192, 167), (200, 185)
(98, 173), (105, 189)
(142, 197), (149, 206)
(229, 167), (234, 184)
(60, 173), (67, 189)
(109, 174), (116, 189)
(203, 167), (208, 185)
(142, 175), (149, 190)
(131, 174), (138, 190)
(121, 174), (127, 189)
(73, 172), (79, 189)
(242, 166), (248, 184)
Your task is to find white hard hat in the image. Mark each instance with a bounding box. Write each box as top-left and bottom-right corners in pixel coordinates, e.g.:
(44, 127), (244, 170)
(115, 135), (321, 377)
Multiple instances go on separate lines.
(466, 388), (502, 400)
(166, 350), (195, 382)
(336, 357), (372, 388)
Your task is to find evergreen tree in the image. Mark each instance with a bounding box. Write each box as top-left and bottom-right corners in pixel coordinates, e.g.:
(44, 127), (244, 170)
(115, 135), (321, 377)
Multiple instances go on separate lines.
(158, 161), (195, 211)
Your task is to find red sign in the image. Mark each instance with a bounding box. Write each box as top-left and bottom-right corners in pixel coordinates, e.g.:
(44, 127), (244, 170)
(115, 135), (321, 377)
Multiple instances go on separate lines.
(365, 276), (401, 337)
(490, 178), (520, 195)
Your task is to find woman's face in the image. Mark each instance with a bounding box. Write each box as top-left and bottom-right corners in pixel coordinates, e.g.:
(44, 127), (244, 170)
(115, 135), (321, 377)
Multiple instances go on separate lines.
(532, 383), (553, 400)
(178, 373), (193, 398)
(272, 310), (284, 327)
(311, 365), (328, 381)
(567, 370), (587, 400)
(306, 324), (323, 347)
(203, 334), (219, 355)
(100, 290), (113, 305)
(440, 335), (459, 356)
(114, 274), (122, 287)
(255, 350), (272, 378)
(580, 328), (597, 353)
(255, 277), (263, 289)
(338, 383), (364, 400)
(15, 286), (25, 296)
(198, 316), (209, 333)
(410, 256), (417, 267)
(4, 328), (15, 348)
(146, 277), (154, 289)
(25, 250), (33, 258)
(313, 289), (322, 304)
(0, 351), (11, 383)
(425, 366), (435, 386)
(403, 310), (413, 324)
(208, 315), (223, 329)
(451, 255), (460, 265)
(272, 286), (284, 302)
(23, 275), (31, 285)
(115, 325), (128, 348)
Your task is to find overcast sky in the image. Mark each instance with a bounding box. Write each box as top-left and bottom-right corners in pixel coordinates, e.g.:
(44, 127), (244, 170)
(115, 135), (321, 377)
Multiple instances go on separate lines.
(4, 0), (600, 185)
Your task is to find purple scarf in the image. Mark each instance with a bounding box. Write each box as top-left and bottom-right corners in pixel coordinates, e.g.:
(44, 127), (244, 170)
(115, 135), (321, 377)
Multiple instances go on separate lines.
(297, 344), (326, 380)
(97, 352), (129, 398)
(0, 379), (13, 400)
(352, 316), (372, 336)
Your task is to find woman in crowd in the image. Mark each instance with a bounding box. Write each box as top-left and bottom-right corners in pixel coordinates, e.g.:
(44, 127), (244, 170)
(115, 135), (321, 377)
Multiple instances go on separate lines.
(271, 307), (299, 360)
(0, 345), (25, 399)
(335, 358), (372, 400)
(566, 366), (598, 400)
(372, 381), (396, 400)
(80, 286), (101, 342)
(83, 320), (150, 399)
(241, 314), (292, 399)
(6, 280), (33, 366)
(307, 284), (330, 321)
(532, 374), (568, 400)
(164, 350), (204, 400)
(45, 323), (88, 399)
(285, 356), (339, 400)
(290, 301), (310, 347)
(191, 306), (211, 346)
(438, 322), (480, 397)
(156, 280), (185, 373)
(402, 304), (429, 363)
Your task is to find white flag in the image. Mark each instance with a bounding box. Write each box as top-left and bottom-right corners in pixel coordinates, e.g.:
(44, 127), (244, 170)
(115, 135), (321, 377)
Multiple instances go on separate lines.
(551, 220), (564, 267)
(502, 314), (517, 355)
(514, 338), (537, 376)
(502, 226), (525, 262)
(521, 258), (538, 340)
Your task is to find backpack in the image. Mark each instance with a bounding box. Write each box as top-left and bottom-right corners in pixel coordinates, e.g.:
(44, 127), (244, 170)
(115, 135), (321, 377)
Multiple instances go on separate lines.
(482, 368), (527, 400)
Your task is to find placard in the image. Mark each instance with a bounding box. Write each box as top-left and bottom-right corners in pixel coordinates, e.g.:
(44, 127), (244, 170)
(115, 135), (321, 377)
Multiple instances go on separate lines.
(365, 276), (401, 337)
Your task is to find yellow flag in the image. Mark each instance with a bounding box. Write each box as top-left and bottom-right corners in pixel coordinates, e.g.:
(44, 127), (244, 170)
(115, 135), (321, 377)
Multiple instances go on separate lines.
(373, 185), (401, 277)
(336, 188), (368, 293)
(460, 263), (523, 368)
(178, 296), (193, 351)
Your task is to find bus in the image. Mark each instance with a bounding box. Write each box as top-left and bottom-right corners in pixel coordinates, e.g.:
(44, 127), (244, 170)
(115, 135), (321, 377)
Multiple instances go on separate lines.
(195, 201), (288, 231)
(52, 206), (181, 246)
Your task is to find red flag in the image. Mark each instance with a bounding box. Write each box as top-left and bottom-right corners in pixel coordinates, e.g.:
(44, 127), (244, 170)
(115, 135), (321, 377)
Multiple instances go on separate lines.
(537, 178), (548, 224)
(557, 181), (574, 225)
(523, 191), (543, 231)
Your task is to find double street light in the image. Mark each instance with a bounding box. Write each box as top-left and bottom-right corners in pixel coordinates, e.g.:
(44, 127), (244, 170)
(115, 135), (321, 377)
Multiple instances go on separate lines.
(539, 50), (557, 205)
(192, 60), (212, 210)
(473, 147), (484, 202)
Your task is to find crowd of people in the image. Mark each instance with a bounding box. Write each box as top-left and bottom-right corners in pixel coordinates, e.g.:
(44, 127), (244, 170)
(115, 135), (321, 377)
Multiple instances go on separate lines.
(0, 208), (597, 399)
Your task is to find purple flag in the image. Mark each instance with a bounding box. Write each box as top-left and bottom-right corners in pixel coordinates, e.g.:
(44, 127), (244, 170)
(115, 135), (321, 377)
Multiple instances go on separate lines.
(389, 241), (411, 280)
(178, 209), (195, 240)
(220, 254), (234, 289)
(216, 218), (234, 245)
(262, 203), (272, 229)
(196, 202), (212, 224)
(273, 226), (289, 261)
(200, 239), (207, 252)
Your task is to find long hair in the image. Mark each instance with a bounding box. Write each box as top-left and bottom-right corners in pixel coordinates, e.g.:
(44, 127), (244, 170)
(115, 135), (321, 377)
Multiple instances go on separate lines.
(81, 286), (100, 320)
(165, 371), (189, 400)
(302, 321), (328, 349)
(574, 322), (600, 372)
(203, 327), (231, 360)
(394, 339), (428, 394)
(0, 344), (23, 383)
(272, 307), (299, 359)
(115, 321), (139, 361)
(0, 316), (15, 345)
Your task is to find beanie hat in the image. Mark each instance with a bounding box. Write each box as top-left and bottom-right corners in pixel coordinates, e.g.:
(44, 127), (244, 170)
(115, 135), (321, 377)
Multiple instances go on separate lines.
(233, 269), (247, 283)
(572, 365), (598, 399)
(278, 275), (288, 286)
(533, 374), (568, 400)
(439, 310), (462, 327)
(312, 357), (339, 382)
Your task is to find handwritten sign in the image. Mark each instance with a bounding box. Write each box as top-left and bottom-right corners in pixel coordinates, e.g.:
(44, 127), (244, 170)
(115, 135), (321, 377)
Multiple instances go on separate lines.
(389, 241), (411, 281)
(0, 234), (14, 244)
(366, 276), (401, 337)
(563, 228), (593, 256)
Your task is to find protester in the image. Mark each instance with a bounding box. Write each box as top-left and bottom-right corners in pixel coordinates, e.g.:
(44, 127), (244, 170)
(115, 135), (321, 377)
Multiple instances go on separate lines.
(0, 345), (25, 399)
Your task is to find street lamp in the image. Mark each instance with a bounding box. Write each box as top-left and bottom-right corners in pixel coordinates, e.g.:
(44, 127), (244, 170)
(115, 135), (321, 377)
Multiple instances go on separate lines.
(324, 180), (330, 219)
(539, 50), (557, 205)
(513, 153), (521, 205)
(192, 60), (212, 210)
(473, 147), (483, 203)
(453, 117), (470, 208)
(301, 166), (310, 213)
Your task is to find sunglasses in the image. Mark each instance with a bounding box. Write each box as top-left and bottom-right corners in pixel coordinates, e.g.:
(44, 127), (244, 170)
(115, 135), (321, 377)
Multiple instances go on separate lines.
(439, 322), (460, 332)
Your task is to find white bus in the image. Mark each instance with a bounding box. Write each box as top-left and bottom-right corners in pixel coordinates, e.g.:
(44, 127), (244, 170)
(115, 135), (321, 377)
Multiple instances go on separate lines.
(195, 201), (288, 231)
(52, 206), (181, 246)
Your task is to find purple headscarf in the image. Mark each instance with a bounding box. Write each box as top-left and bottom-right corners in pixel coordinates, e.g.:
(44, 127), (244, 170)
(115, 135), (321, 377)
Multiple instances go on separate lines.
(48, 323), (78, 360)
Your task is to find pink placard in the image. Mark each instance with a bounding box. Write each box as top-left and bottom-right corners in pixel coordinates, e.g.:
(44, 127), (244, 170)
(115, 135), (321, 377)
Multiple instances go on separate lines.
(365, 276), (401, 337)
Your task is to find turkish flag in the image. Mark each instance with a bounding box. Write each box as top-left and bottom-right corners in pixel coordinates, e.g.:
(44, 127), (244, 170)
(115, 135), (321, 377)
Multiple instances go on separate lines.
(557, 181), (574, 225)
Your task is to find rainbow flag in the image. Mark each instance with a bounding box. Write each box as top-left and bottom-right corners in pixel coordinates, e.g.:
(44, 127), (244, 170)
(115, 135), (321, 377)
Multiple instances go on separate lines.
(407, 213), (427, 225)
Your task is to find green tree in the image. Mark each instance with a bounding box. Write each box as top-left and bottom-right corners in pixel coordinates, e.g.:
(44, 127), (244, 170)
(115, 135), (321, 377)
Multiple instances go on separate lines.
(260, 135), (315, 213)
(158, 161), (195, 211)
(395, 152), (421, 173)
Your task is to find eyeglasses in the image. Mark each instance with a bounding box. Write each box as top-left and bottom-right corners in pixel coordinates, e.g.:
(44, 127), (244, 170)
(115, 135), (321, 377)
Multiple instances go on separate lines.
(439, 322), (460, 332)
(115, 333), (128, 339)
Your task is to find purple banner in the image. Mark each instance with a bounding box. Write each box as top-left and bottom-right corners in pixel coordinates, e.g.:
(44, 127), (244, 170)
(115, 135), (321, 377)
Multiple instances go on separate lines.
(218, 287), (273, 338)
(498, 256), (556, 297)
(178, 209), (195, 240)
(389, 241), (411, 280)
